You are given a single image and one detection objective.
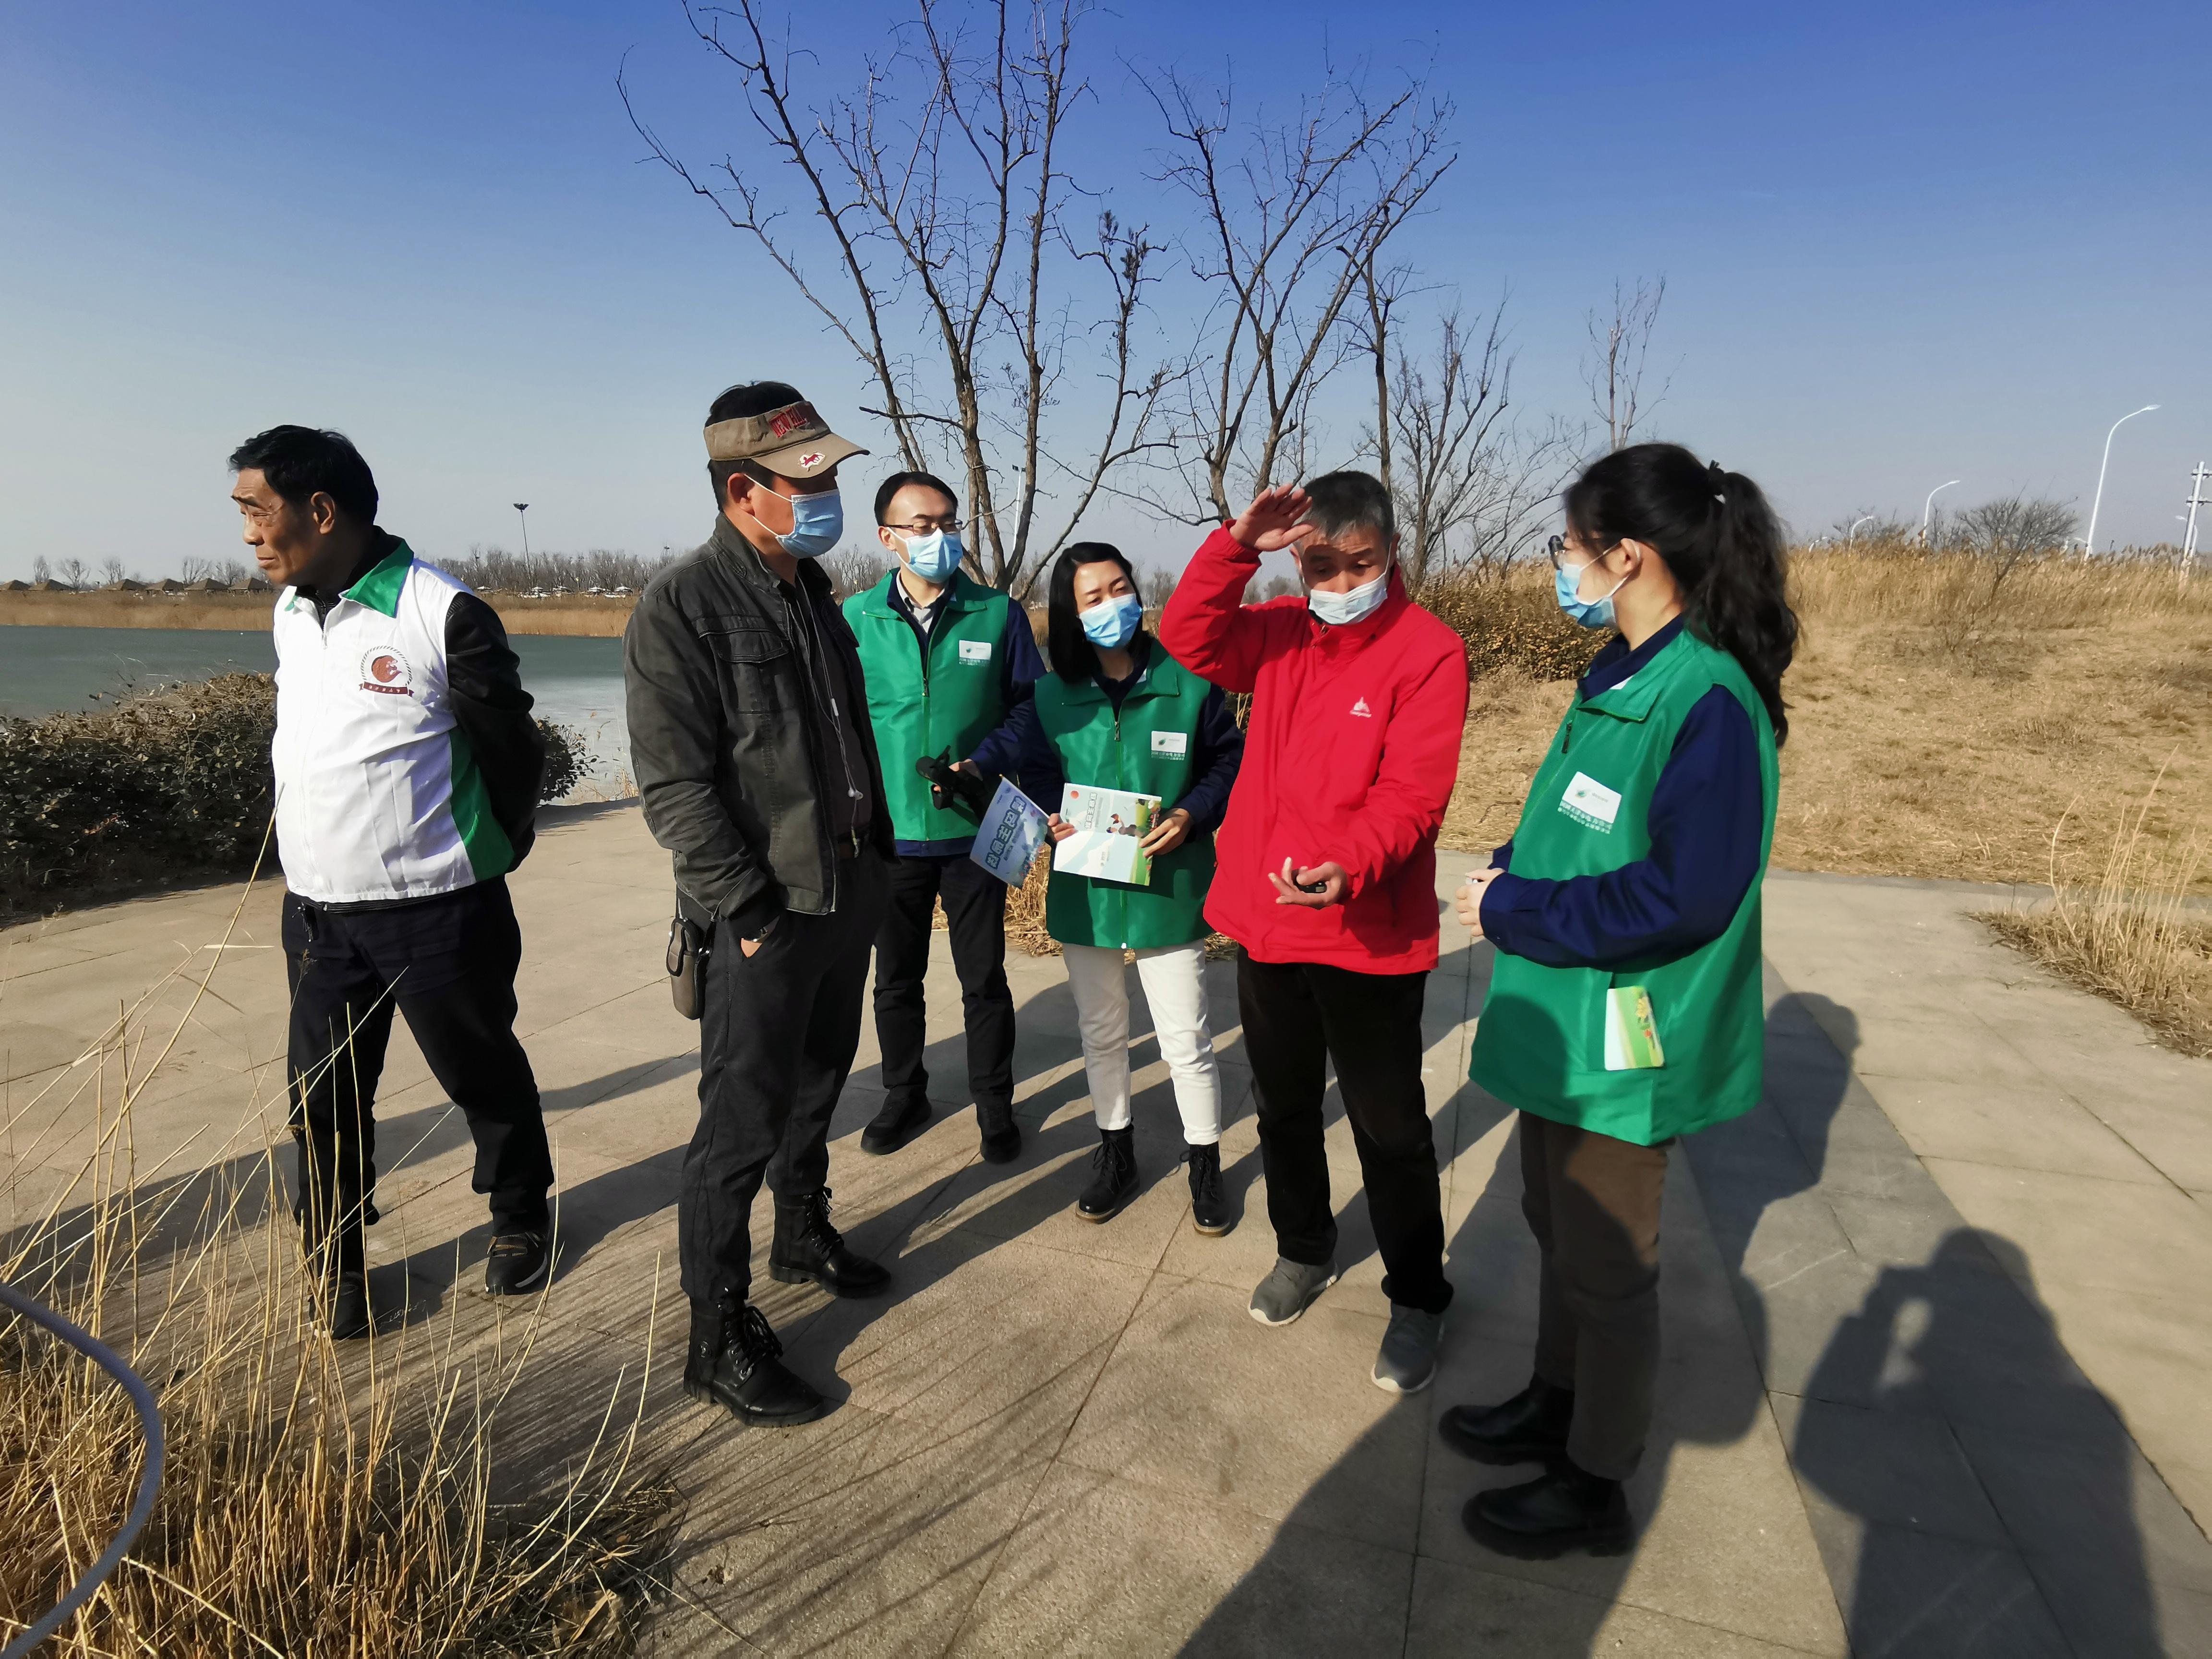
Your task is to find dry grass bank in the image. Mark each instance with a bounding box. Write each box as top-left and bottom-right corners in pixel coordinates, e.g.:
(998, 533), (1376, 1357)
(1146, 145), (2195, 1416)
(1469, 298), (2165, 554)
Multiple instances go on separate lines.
(1444, 549), (2212, 892)
(1, 883), (674, 1655)
(0, 589), (633, 638)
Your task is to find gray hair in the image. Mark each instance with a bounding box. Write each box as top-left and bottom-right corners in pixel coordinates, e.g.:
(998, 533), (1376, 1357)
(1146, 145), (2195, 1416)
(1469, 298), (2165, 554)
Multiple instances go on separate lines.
(1299, 470), (1395, 544)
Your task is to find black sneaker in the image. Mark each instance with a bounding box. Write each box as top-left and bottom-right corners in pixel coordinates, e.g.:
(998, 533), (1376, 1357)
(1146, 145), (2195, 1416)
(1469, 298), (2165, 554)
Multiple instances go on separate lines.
(683, 1300), (828, 1428)
(328, 1270), (372, 1340)
(861, 1096), (931, 1155)
(1463, 1459), (1633, 1559)
(1186, 1142), (1231, 1236)
(1439, 1375), (1574, 1465)
(1075, 1126), (1138, 1222)
(484, 1230), (551, 1296)
(769, 1188), (890, 1298)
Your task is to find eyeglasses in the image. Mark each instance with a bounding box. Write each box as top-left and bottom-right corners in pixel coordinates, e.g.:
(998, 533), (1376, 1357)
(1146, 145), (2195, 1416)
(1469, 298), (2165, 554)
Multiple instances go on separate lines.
(886, 518), (963, 535)
(1546, 534), (1618, 571)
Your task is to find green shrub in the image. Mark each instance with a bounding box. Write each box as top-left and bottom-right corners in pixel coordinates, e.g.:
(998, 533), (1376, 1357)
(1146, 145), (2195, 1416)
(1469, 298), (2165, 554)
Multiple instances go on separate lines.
(1, 675), (592, 916)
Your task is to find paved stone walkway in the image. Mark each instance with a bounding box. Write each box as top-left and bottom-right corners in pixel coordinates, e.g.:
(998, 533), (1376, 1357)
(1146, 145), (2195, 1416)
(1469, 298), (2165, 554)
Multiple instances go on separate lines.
(3, 807), (2206, 1655)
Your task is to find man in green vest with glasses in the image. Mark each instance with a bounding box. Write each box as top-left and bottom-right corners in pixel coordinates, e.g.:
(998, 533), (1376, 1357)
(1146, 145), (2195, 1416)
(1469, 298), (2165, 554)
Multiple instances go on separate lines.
(844, 471), (1046, 1163)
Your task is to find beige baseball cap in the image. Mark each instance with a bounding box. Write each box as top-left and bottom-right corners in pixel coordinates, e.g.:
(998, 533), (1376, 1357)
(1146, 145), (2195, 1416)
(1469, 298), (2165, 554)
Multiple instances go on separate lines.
(703, 389), (868, 481)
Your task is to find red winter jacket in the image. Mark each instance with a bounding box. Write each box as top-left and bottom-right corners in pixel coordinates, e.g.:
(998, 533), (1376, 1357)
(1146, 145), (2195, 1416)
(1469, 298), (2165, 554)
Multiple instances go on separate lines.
(1159, 527), (1470, 974)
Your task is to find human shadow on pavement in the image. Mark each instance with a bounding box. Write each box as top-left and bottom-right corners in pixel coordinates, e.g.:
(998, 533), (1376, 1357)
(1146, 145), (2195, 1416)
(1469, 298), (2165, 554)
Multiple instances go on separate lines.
(1794, 1227), (2160, 1657)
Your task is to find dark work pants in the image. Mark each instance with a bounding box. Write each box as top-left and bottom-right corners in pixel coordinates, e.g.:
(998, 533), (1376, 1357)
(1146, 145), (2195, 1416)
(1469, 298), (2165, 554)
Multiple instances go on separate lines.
(872, 852), (1016, 1121)
(1520, 1111), (1671, 1481)
(1238, 954), (1452, 1315)
(282, 880), (553, 1255)
(682, 846), (890, 1306)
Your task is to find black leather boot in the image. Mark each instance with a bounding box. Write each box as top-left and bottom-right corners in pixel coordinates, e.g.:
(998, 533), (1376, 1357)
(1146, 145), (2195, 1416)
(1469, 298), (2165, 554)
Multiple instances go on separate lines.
(977, 1101), (1022, 1165)
(1463, 1458), (1633, 1559)
(683, 1298), (829, 1428)
(769, 1188), (891, 1297)
(1438, 1374), (1575, 1465)
(1076, 1126), (1138, 1222)
(302, 1215), (370, 1339)
(1186, 1142), (1231, 1236)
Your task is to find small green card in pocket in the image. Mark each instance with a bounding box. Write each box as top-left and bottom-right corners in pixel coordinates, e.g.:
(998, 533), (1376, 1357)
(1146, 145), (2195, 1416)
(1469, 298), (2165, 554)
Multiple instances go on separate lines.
(1603, 986), (1667, 1070)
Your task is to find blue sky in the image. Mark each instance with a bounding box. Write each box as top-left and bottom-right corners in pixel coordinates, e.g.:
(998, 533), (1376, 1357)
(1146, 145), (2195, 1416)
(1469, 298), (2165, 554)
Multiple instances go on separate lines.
(1, 0), (2205, 579)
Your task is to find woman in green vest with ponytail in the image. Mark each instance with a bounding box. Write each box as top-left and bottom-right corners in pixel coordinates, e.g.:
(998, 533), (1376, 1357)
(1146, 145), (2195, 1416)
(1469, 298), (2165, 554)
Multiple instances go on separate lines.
(1442, 443), (1798, 1559)
(1009, 543), (1245, 1235)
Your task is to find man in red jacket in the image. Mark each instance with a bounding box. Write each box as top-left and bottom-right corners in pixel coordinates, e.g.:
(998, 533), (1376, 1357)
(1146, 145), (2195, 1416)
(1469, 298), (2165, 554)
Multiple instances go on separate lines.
(1160, 471), (1470, 1394)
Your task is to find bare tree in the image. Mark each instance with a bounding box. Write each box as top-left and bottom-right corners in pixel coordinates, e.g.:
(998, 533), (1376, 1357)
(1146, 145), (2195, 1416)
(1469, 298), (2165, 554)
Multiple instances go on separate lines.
(1830, 510), (1914, 546)
(31, 555), (51, 584)
(1143, 63), (1454, 523)
(101, 557), (127, 585)
(1140, 564), (1179, 609)
(1584, 276), (1668, 451)
(622, 0), (1176, 595)
(58, 556), (88, 589)
(1360, 295), (1579, 589)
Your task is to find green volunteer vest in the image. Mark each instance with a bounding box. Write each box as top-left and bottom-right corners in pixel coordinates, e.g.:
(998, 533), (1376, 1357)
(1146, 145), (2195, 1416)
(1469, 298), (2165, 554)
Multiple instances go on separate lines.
(845, 570), (1013, 844)
(1468, 629), (1779, 1146)
(1034, 644), (1214, 950)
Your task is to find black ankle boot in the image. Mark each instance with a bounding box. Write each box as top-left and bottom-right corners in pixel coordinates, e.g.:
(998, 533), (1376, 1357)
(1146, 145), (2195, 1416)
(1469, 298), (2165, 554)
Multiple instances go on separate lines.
(1438, 1374), (1575, 1465)
(769, 1188), (891, 1297)
(683, 1298), (829, 1428)
(1464, 1457), (1632, 1558)
(977, 1102), (1022, 1165)
(1076, 1126), (1138, 1222)
(1186, 1142), (1230, 1236)
(303, 1219), (371, 1339)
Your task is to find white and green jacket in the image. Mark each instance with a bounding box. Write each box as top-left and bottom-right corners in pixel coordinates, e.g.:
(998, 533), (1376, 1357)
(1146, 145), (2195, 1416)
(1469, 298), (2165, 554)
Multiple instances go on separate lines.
(273, 538), (543, 905)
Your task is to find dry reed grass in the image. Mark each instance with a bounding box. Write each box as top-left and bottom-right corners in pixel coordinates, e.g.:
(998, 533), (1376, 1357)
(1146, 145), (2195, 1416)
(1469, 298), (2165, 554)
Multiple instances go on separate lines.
(1979, 775), (2212, 1058)
(1, 871), (675, 1656)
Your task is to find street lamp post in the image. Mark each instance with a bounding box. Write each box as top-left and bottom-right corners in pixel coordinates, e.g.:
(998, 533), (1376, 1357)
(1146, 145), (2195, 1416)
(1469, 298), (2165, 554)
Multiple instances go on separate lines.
(1920, 481), (1960, 547)
(513, 503), (531, 562)
(1849, 514), (1875, 544)
(2083, 405), (2159, 557)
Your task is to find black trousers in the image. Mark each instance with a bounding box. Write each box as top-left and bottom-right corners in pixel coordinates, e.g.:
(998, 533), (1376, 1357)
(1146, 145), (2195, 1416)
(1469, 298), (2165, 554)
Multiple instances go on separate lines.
(1238, 954), (1452, 1315)
(682, 846), (890, 1305)
(1521, 1112), (1671, 1481)
(871, 852), (1016, 1120)
(282, 879), (553, 1248)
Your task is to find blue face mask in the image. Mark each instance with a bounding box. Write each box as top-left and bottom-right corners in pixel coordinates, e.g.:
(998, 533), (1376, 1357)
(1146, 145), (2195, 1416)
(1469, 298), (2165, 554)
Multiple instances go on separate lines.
(1306, 568), (1389, 627)
(1554, 557), (1627, 630)
(898, 528), (965, 583)
(1079, 593), (1143, 649)
(746, 483), (844, 559)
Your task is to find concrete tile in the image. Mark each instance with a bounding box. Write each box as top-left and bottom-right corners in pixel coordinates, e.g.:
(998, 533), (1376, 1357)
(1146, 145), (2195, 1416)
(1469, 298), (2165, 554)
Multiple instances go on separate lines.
(1058, 1275), (1429, 1552)
(1955, 1423), (2212, 1597)
(1801, 1516), (2072, 1659)
(2024, 1550), (2212, 1659)
(1860, 1076), (2164, 1185)
(952, 1462), (1415, 1658)
(1922, 1160), (2212, 1297)
(1407, 1556), (1837, 1659)
(1774, 1395), (2008, 1547)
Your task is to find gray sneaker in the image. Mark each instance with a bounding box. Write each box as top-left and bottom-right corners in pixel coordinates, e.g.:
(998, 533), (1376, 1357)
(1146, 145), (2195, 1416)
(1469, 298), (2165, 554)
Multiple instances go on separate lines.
(1372, 1303), (1444, 1394)
(1249, 1257), (1339, 1327)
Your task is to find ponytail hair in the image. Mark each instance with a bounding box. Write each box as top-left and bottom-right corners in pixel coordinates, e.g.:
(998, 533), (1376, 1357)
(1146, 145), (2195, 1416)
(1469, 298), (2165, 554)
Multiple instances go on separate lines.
(1563, 443), (1799, 745)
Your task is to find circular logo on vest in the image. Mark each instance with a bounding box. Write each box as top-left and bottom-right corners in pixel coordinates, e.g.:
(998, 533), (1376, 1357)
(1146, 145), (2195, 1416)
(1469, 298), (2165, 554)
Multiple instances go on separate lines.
(360, 649), (414, 697)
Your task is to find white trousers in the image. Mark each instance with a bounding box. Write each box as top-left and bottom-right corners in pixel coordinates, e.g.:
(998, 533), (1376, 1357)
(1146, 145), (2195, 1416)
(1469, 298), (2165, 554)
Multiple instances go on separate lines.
(1061, 940), (1222, 1144)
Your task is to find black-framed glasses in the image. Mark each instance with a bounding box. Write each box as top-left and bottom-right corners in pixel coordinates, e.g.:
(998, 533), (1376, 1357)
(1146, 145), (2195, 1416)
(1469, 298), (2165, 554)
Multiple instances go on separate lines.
(1545, 534), (1570, 570)
(887, 518), (964, 535)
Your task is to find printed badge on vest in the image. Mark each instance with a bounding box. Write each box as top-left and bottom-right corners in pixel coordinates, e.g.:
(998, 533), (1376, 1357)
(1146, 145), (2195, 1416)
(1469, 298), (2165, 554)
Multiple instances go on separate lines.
(1151, 730), (1188, 757)
(1559, 770), (1620, 831)
(360, 649), (414, 697)
(958, 638), (992, 663)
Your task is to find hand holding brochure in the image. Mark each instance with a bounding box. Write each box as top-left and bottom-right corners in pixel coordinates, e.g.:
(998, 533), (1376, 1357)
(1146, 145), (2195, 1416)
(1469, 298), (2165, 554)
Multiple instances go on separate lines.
(969, 778), (1051, 886)
(1055, 784), (1160, 886)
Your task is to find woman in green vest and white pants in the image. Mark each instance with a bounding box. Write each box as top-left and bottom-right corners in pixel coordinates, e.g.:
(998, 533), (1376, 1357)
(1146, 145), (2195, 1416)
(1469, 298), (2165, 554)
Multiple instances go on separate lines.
(1445, 444), (1798, 1559)
(1009, 543), (1246, 1234)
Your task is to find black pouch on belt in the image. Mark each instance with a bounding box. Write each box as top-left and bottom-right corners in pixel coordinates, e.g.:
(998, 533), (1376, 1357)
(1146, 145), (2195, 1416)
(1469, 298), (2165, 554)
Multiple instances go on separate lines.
(666, 891), (714, 1021)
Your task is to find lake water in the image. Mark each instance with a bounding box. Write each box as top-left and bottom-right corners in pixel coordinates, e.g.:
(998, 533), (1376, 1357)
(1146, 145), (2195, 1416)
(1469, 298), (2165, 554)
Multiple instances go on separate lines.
(0, 625), (631, 797)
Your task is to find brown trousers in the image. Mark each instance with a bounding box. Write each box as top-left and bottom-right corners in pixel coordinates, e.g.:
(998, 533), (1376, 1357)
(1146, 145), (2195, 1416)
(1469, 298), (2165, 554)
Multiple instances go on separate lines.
(1520, 1111), (1671, 1481)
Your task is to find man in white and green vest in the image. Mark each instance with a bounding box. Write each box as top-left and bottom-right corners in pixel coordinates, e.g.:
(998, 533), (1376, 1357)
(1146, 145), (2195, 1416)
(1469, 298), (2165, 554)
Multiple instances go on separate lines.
(233, 425), (554, 1342)
(843, 471), (1046, 1163)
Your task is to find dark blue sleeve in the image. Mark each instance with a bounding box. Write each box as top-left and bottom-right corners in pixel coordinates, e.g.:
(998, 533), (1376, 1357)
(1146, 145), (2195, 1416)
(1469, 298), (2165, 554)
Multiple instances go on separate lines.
(1478, 688), (1764, 970)
(1000, 697), (1062, 814)
(1491, 839), (1513, 871)
(966, 603), (1047, 779)
(1168, 686), (1246, 830)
